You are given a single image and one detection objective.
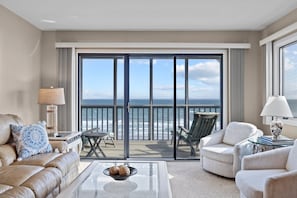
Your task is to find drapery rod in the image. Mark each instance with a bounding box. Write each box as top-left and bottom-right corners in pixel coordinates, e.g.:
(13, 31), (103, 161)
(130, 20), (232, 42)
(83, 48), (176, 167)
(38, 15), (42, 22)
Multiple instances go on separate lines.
(55, 42), (251, 49)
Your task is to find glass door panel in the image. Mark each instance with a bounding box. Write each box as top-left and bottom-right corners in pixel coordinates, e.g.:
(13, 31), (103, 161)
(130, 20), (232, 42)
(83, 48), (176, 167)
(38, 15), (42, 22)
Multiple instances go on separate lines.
(79, 56), (125, 159)
(176, 56), (222, 159)
(129, 57), (174, 158)
(152, 58), (174, 158)
(129, 58), (150, 157)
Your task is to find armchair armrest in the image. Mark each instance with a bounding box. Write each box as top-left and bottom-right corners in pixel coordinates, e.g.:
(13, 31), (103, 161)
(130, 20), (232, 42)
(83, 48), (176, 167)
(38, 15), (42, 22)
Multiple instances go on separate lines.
(49, 141), (68, 153)
(199, 129), (225, 149)
(233, 138), (255, 174)
(242, 146), (291, 170)
(265, 170), (297, 198)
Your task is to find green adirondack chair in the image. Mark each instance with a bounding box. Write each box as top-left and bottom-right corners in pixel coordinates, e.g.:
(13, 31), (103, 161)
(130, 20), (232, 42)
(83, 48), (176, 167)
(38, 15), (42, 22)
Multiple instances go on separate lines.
(177, 112), (218, 156)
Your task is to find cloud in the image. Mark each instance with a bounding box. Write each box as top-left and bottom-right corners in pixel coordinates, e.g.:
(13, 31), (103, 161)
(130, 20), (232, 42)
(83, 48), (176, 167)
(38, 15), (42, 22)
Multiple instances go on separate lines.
(177, 60), (220, 85)
(284, 57), (296, 71)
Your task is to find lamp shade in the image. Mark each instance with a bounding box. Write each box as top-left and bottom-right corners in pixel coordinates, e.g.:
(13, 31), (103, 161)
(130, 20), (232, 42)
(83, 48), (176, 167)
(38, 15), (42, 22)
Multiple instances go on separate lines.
(260, 96), (293, 118)
(38, 87), (65, 105)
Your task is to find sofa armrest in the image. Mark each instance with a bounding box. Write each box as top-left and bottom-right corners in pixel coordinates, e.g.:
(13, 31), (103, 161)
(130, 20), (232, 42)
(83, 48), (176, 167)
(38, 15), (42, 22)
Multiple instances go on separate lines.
(49, 141), (68, 153)
(242, 146), (291, 170)
(0, 144), (17, 166)
(199, 129), (225, 149)
(265, 170), (297, 198)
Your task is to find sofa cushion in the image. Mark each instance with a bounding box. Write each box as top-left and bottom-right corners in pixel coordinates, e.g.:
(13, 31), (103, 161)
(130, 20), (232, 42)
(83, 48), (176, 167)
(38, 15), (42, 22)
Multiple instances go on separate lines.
(12, 153), (63, 167)
(0, 165), (44, 186)
(22, 167), (62, 198)
(200, 143), (234, 164)
(286, 140), (297, 171)
(46, 152), (80, 176)
(0, 186), (34, 198)
(223, 122), (257, 145)
(11, 122), (52, 160)
(236, 169), (286, 198)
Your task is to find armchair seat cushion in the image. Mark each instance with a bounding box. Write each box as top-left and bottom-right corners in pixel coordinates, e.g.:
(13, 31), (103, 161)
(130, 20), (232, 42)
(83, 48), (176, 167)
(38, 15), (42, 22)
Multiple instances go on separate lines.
(236, 169), (286, 198)
(200, 143), (233, 164)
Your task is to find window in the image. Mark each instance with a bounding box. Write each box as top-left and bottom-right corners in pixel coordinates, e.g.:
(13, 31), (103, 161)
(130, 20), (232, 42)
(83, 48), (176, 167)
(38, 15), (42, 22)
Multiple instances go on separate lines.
(272, 32), (297, 118)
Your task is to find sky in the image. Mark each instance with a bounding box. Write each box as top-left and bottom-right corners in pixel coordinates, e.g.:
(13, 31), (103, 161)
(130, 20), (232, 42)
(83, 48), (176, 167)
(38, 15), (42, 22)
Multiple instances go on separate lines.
(283, 42), (297, 99)
(82, 57), (221, 100)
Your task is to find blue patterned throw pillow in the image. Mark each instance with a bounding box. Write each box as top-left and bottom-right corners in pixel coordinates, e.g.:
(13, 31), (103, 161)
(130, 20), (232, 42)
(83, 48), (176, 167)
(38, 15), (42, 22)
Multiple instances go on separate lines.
(11, 121), (52, 160)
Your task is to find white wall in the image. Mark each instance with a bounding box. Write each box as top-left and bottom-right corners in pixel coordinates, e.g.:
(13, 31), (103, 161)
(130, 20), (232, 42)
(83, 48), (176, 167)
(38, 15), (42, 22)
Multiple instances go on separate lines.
(0, 5), (41, 123)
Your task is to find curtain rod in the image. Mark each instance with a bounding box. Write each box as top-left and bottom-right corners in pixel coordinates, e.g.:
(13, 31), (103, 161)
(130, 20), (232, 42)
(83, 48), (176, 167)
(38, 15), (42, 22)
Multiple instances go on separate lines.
(55, 42), (251, 49)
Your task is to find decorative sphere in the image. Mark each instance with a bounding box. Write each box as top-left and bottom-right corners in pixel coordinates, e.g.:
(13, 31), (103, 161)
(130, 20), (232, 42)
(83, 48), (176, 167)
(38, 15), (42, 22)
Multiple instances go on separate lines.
(118, 165), (130, 176)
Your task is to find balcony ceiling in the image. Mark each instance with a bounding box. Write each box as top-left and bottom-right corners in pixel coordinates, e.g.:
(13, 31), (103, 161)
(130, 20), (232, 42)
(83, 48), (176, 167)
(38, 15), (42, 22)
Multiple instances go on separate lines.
(1, 0), (297, 31)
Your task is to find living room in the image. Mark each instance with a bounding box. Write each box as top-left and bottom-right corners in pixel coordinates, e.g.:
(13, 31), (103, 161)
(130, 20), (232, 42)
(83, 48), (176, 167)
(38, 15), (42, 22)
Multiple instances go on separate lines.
(1, 0), (297, 197)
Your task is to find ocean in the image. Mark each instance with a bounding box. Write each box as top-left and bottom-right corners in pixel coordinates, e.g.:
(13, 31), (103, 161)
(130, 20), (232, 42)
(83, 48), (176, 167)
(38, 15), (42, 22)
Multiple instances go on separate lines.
(81, 99), (221, 140)
(82, 99), (220, 106)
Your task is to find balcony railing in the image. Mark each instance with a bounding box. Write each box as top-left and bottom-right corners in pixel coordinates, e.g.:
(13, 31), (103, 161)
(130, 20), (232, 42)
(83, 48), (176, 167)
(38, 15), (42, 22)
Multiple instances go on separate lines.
(81, 104), (221, 141)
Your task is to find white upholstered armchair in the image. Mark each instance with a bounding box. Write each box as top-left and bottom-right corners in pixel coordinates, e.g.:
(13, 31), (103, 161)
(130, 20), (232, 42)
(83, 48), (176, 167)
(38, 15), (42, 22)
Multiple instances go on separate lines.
(199, 122), (263, 178)
(235, 140), (297, 198)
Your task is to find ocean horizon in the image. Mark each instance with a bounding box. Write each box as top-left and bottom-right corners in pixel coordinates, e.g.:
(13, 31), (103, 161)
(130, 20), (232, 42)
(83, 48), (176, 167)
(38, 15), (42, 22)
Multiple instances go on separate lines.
(82, 98), (221, 106)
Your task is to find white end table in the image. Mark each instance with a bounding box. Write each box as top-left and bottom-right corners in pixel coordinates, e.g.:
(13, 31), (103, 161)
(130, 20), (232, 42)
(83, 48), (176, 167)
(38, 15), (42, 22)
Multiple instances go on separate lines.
(48, 131), (82, 154)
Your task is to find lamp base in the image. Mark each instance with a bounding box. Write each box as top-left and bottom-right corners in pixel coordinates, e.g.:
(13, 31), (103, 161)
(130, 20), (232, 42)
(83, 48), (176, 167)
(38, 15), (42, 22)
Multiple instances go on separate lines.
(270, 118), (283, 140)
(46, 105), (58, 136)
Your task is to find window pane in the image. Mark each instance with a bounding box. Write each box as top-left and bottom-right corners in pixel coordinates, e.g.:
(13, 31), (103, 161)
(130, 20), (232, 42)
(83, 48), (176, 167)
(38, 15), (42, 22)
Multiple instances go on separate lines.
(129, 58), (150, 105)
(176, 59), (185, 104)
(82, 58), (114, 105)
(188, 58), (220, 105)
(153, 58), (174, 103)
(282, 42), (297, 117)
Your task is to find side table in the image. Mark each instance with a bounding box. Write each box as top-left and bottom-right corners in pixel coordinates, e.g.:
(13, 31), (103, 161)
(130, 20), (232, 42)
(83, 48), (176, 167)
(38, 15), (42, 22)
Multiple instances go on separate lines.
(48, 131), (82, 154)
(248, 135), (294, 153)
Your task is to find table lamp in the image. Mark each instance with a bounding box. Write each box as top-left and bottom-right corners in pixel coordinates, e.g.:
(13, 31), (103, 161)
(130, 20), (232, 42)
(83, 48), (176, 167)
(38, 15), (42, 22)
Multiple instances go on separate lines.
(38, 87), (65, 136)
(260, 95), (293, 140)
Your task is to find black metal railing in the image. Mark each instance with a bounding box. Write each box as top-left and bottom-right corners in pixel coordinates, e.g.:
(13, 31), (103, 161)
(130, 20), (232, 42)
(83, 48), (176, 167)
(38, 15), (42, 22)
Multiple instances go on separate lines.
(81, 104), (221, 141)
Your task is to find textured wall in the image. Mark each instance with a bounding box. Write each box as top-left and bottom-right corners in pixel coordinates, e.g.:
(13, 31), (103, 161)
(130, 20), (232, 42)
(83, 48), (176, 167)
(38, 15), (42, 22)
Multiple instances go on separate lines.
(0, 5), (41, 124)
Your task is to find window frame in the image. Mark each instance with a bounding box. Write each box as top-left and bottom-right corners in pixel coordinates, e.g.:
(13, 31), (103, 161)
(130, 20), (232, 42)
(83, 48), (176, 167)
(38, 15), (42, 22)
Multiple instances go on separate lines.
(270, 31), (297, 124)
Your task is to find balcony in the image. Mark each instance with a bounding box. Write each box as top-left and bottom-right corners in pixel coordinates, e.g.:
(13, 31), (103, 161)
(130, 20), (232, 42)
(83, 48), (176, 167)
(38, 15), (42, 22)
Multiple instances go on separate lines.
(80, 103), (221, 158)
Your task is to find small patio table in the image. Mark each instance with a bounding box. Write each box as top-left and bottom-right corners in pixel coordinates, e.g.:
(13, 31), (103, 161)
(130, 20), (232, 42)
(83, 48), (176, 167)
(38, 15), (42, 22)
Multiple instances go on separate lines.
(83, 131), (107, 158)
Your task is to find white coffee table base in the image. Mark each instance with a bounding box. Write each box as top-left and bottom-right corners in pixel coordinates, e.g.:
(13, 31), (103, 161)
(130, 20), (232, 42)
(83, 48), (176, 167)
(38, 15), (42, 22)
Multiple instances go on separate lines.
(58, 160), (172, 198)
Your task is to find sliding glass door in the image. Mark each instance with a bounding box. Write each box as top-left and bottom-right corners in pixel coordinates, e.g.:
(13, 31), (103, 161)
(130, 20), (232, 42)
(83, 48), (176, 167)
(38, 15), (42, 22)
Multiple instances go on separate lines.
(129, 57), (174, 158)
(79, 54), (222, 159)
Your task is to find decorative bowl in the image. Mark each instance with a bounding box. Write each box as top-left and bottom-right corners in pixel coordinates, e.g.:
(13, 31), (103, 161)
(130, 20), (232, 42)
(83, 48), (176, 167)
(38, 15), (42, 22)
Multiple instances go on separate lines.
(103, 166), (137, 180)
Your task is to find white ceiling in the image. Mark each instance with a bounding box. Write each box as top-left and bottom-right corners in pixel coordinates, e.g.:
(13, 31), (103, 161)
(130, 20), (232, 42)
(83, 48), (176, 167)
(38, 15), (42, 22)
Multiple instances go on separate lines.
(1, 0), (297, 31)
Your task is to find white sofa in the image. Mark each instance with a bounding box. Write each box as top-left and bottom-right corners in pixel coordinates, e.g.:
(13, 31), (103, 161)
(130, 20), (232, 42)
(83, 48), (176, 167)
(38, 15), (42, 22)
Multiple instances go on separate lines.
(235, 140), (297, 198)
(199, 122), (263, 178)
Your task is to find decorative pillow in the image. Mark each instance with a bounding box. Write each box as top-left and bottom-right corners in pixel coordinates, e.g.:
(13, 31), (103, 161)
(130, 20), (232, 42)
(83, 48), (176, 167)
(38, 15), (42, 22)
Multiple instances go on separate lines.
(11, 121), (52, 160)
(222, 122), (257, 146)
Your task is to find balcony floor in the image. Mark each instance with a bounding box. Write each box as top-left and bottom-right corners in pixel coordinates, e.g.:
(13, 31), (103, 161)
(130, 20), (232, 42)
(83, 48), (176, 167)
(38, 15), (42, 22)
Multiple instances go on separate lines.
(80, 140), (200, 159)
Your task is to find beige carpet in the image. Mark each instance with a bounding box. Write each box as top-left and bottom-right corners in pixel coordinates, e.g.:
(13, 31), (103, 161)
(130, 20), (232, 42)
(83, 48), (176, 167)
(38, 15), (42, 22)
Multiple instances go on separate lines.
(79, 160), (239, 198)
(167, 161), (239, 198)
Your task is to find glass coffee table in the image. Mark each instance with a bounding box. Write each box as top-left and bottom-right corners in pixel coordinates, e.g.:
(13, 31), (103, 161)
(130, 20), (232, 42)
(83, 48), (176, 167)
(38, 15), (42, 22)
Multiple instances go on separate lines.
(57, 161), (172, 198)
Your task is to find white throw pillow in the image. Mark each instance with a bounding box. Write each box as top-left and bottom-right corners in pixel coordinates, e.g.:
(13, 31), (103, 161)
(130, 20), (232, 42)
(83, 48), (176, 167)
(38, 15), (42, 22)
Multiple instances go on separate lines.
(222, 122), (257, 145)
